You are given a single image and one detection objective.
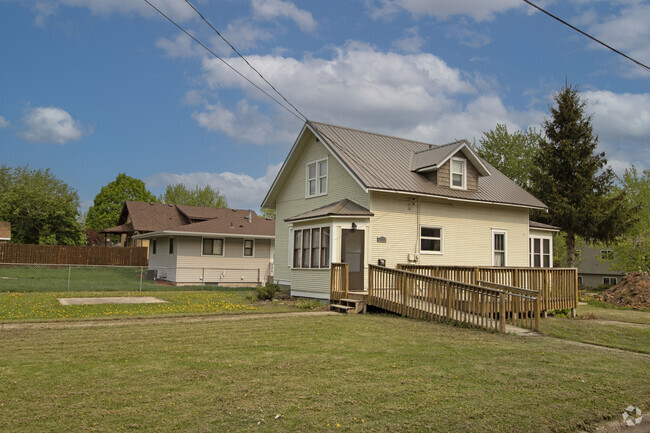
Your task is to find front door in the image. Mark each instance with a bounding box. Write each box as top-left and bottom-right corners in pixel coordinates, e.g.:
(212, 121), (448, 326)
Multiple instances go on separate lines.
(341, 229), (364, 291)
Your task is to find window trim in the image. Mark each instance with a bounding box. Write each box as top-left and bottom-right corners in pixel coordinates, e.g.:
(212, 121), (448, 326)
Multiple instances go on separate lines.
(600, 249), (614, 261)
(291, 225), (331, 269)
(492, 229), (507, 267)
(201, 237), (225, 257)
(529, 235), (553, 268)
(243, 239), (254, 258)
(419, 225), (443, 255)
(450, 157), (467, 190)
(603, 277), (617, 285)
(305, 157), (328, 198)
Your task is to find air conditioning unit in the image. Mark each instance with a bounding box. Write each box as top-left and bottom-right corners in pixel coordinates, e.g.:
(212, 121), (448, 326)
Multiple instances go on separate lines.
(145, 269), (158, 280)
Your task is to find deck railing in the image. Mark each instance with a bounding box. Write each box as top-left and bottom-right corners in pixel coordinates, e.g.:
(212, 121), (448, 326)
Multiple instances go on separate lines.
(330, 263), (349, 301)
(368, 264), (540, 332)
(397, 265), (577, 311)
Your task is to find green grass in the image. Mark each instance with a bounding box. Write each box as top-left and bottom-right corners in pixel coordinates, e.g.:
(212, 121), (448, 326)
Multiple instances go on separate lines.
(0, 290), (302, 322)
(0, 314), (648, 432)
(541, 303), (650, 353)
(0, 264), (236, 292)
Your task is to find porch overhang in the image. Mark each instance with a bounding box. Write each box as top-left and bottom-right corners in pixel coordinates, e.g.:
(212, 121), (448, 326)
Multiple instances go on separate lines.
(285, 198), (373, 223)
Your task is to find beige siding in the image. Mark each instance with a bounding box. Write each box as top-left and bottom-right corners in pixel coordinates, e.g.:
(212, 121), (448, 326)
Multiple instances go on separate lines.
(437, 151), (479, 191)
(291, 269), (330, 299)
(274, 131), (369, 292)
(150, 236), (272, 285)
(147, 237), (178, 281)
(369, 191), (530, 268)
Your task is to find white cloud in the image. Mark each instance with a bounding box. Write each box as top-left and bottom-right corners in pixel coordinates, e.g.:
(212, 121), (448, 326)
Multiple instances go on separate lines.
(251, 0), (317, 32)
(392, 27), (425, 53)
(583, 90), (650, 145)
(20, 106), (90, 145)
(145, 163), (283, 209)
(585, 3), (650, 76)
(445, 22), (492, 48)
(155, 32), (204, 59)
(32, 2), (58, 27)
(0, 115), (10, 129)
(40, 0), (197, 23)
(367, 0), (523, 22)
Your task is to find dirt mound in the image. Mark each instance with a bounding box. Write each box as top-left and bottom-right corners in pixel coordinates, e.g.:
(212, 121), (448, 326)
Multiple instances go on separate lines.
(601, 271), (650, 309)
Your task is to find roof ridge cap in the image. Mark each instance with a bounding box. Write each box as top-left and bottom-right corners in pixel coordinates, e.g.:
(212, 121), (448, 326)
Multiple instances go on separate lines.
(308, 120), (440, 148)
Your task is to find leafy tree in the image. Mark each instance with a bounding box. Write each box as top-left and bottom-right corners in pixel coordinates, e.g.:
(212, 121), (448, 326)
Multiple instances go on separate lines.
(260, 208), (276, 219)
(0, 165), (85, 245)
(610, 166), (649, 272)
(530, 83), (634, 267)
(159, 183), (228, 208)
(86, 173), (156, 232)
(477, 123), (540, 187)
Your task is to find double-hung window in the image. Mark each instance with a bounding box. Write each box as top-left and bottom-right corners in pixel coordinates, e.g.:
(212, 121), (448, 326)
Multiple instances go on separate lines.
(450, 158), (466, 189)
(292, 227), (330, 268)
(600, 250), (614, 261)
(306, 158), (328, 197)
(243, 239), (254, 257)
(169, 237), (174, 255)
(420, 226), (442, 254)
(493, 230), (506, 266)
(529, 236), (552, 267)
(203, 238), (224, 256)
(603, 277), (617, 285)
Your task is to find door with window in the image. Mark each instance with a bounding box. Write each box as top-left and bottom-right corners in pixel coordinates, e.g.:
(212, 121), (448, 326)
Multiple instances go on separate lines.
(341, 229), (364, 291)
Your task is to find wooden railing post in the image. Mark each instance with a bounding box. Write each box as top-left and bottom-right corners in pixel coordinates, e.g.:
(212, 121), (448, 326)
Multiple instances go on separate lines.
(534, 293), (540, 332)
(446, 282), (453, 321)
(344, 263), (349, 298)
(499, 292), (505, 333)
(474, 267), (479, 285)
(330, 265), (335, 299)
(398, 271), (405, 316)
(543, 270), (549, 314)
(368, 265), (374, 299)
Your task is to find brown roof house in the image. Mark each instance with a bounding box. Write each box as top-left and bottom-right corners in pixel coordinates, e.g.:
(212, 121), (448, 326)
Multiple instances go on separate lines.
(105, 201), (274, 286)
(262, 121), (554, 299)
(0, 222), (10, 243)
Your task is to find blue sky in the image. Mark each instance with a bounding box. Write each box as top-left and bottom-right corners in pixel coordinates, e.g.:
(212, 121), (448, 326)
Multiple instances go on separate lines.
(1, 0), (648, 213)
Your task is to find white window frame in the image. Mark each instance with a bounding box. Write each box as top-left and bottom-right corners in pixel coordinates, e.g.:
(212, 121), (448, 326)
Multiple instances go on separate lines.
(492, 230), (507, 267)
(578, 276), (583, 285)
(450, 157), (467, 190)
(529, 235), (553, 268)
(243, 239), (255, 257)
(291, 226), (331, 270)
(201, 237), (225, 257)
(305, 157), (328, 198)
(603, 277), (617, 285)
(419, 225), (443, 255)
(600, 249), (614, 261)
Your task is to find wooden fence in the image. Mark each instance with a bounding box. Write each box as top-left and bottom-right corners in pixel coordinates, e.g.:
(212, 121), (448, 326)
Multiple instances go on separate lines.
(330, 263), (349, 301)
(367, 264), (539, 332)
(0, 244), (148, 267)
(397, 264), (577, 311)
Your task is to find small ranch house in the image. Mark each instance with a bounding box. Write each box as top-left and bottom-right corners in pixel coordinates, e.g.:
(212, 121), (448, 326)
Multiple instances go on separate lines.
(105, 202), (274, 286)
(262, 121), (554, 299)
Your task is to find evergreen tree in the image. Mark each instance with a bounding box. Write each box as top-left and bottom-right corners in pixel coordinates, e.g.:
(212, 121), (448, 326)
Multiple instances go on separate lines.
(530, 84), (633, 267)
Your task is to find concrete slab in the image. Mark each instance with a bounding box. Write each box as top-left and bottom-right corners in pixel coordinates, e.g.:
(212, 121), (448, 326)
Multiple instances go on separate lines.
(57, 297), (168, 306)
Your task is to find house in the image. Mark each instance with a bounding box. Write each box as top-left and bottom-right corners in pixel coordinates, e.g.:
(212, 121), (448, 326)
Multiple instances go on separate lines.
(0, 222), (10, 243)
(105, 202), (275, 286)
(262, 121), (552, 299)
(575, 243), (625, 288)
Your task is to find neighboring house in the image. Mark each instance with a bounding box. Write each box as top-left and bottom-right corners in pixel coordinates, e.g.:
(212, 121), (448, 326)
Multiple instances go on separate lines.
(575, 243), (625, 288)
(262, 121), (550, 299)
(105, 202), (275, 286)
(0, 222), (10, 243)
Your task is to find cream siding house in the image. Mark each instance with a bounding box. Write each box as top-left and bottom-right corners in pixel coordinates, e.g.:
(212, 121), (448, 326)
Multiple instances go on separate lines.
(263, 121), (550, 299)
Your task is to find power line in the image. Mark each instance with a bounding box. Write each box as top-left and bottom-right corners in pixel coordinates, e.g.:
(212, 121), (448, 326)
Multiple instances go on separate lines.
(522, 0), (650, 73)
(143, 0), (305, 121)
(184, 0), (309, 122)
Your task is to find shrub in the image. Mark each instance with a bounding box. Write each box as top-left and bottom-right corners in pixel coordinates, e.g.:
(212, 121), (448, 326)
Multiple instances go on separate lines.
(297, 299), (324, 310)
(254, 284), (280, 301)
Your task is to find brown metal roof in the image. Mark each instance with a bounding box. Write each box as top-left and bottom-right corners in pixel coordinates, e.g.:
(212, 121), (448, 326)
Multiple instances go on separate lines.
(307, 121), (547, 209)
(285, 199), (374, 222)
(529, 221), (560, 231)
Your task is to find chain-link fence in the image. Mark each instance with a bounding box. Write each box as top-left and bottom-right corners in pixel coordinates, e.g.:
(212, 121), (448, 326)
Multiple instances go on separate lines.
(0, 263), (270, 292)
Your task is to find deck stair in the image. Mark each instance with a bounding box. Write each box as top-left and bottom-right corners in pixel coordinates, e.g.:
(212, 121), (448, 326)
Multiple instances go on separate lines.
(330, 297), (367, 314)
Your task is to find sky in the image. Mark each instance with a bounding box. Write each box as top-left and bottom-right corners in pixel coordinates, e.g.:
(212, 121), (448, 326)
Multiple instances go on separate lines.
(1, 0), (649, 214)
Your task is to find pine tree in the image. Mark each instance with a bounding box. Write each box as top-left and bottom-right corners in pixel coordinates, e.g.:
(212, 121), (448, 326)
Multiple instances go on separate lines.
(530, 83), (633, 267)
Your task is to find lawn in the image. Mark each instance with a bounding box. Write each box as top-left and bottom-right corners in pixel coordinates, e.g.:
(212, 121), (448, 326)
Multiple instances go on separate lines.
(540, 303), (650, 353)
(0, 290), (306, 322)
(0, 264), (223, 292)
(1, 314), (648, 432)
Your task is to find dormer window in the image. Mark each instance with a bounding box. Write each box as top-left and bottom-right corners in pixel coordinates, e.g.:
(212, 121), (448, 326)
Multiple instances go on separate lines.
(306, 157), (328, 197)
(450, 158), (466, 189)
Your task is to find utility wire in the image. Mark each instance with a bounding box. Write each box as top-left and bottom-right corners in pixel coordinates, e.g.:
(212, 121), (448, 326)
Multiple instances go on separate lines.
(143, 0), (305, 121)
(184, 0), (309, 122)
(522, 0), (650, 73)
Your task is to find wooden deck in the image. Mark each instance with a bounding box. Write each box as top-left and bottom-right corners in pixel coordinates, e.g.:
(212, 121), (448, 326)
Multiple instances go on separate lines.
(330, 263), (579, 333)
